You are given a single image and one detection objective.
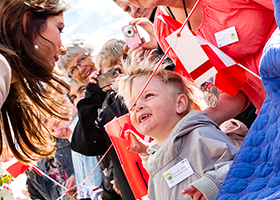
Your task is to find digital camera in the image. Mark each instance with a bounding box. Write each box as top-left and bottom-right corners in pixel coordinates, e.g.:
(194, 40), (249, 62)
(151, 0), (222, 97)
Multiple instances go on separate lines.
(97, 68), (121, 89)
(122, 25), (142, 48)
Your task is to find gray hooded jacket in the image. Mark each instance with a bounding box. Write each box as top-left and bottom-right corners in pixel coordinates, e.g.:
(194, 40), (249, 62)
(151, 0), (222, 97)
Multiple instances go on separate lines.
(147, 110), (238, 200)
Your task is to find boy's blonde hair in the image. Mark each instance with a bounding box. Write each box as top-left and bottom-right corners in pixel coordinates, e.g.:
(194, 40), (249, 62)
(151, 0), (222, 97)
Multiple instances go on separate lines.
(117, 52), (205, 113)
(95, 39), (126, 71)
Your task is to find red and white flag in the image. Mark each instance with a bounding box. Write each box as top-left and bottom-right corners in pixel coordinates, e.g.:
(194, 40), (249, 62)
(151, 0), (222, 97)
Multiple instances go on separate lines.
(81, 180), (103, 193)
(162, 14), (246, 97)
(29, 164), (44, 177)
(1, 158), (29, 178)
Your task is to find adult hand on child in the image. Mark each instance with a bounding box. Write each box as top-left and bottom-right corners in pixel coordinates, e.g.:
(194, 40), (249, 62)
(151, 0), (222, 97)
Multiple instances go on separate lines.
(182, 186), (206, 200)
(98, 194), (103, 200)
(125, 130), (149, 156)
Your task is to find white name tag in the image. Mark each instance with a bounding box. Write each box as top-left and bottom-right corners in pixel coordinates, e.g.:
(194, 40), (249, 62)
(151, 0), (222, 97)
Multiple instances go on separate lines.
(214, 26), (239, 48)
(162, 158), (194, 188)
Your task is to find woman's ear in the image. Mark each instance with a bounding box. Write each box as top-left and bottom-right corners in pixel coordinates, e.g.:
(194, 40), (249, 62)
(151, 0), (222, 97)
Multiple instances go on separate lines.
(176, 94), (188, 114)
(22, 11), (32, 34)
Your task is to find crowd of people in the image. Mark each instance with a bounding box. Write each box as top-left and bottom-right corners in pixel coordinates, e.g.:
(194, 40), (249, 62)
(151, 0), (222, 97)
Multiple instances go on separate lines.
(1, 0), (280, 199)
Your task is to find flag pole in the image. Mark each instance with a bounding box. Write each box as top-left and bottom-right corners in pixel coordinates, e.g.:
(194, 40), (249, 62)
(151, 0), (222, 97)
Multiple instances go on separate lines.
(30, 164), (68, 191)
(177, 0), (201, 36)
(237, 64), (261, 80)
(129, 0), (201, 110)
(56, 193), (67, 200)
(69, 144), (113, 200)
(129, 47), (171, 110)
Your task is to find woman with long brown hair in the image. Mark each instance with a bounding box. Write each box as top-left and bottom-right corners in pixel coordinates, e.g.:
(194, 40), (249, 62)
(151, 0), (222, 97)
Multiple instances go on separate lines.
(0, 0), (70, 163)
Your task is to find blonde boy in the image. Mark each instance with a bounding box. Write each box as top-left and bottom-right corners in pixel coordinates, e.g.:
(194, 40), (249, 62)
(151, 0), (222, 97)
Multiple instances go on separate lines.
(117, 54), (238, 200)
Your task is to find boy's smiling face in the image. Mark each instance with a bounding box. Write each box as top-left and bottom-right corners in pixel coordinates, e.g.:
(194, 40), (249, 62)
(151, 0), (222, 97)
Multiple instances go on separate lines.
(129, 75), (186, 146)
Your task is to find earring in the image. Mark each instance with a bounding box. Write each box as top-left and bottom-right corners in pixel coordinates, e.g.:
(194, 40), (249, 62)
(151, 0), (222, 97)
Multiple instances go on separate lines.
(34, 45), (39, 51)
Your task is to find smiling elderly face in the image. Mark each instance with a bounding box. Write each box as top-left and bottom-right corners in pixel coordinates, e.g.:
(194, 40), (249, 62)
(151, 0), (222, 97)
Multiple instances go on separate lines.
(66, 52), (97, 85)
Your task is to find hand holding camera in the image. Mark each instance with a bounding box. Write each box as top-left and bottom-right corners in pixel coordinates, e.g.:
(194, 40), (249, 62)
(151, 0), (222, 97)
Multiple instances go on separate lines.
(122, 22), (158, 58)
(127, 18), (158, 50)
(96, 68), (122, 89)
(122, 24), (143, 48)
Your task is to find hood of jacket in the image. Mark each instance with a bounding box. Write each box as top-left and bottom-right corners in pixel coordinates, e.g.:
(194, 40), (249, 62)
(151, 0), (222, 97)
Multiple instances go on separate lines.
(148, 110), (222, 165)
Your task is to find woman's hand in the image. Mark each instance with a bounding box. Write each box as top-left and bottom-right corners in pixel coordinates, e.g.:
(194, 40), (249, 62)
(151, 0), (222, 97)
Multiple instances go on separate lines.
(123, 18), (158, 58)
(129, 18), (158, 50)
(110, 179), (122, 196)
(88, 70), (100, 84)
(88, 69), (112, 91)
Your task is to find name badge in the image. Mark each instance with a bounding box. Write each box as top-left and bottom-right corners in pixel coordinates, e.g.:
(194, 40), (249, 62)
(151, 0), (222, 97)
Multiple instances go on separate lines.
(162, 158), (194, 188)
(214, 26), (239, 48)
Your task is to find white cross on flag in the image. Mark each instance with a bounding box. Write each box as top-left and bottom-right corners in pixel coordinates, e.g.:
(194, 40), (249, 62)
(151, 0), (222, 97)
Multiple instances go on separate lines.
(161, 14), (247, 97)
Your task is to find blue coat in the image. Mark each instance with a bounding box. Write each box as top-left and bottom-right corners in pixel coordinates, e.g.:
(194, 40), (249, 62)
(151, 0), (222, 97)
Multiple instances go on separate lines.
(216, 1), (280, 198)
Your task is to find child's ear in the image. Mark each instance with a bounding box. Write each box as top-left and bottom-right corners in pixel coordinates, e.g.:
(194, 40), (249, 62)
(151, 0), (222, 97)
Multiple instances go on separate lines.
(176, 94), (188, 114)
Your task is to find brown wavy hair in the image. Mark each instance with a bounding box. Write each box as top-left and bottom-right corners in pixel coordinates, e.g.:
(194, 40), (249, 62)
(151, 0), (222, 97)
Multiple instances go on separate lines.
(0, 0), (70, 163)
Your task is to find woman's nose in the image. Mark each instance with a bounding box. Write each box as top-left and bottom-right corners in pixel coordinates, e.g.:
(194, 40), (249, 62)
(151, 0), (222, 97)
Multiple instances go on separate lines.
(76, 63), (86, 74)
(130, 5), (140, 18)
(58, 45), (67, 55)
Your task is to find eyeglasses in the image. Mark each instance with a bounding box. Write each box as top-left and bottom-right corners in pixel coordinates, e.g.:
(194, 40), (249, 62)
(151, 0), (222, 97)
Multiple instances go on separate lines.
(68, 52), (91, 78)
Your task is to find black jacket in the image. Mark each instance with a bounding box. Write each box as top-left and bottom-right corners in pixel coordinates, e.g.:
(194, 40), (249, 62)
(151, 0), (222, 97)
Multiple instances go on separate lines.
(71, 83), (135, 200)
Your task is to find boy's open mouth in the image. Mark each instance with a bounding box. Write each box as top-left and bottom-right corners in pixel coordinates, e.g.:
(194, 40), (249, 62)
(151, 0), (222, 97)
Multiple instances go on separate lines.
(140, 114), (151, 123)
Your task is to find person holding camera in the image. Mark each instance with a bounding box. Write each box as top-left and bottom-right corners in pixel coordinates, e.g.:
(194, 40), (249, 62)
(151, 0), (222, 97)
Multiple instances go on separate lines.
(124, 0), (276, 128)
(113, 0), (156, 20)
(58, 37), (135, 200)
(114, 0), (175, 71)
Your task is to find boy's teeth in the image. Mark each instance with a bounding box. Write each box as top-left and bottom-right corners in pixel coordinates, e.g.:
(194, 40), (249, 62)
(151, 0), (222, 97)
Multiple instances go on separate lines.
(140, 114), (150, 122)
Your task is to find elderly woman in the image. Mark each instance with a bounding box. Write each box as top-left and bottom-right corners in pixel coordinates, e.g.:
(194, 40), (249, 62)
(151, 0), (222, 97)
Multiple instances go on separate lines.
(57, 36), (135, 200)
(57, 36), (97, 85)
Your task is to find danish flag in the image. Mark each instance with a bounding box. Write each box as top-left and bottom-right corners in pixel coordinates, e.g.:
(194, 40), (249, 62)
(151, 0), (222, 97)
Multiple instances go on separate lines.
(161, 14), (247, 97)
(1, 157), (44, 178)
(1, 158), (29, 178)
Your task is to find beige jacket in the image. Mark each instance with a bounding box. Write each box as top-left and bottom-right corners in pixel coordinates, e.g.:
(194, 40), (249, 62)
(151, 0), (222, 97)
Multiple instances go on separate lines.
(147, 110), (238, 200)
(0, 54), (11, 108)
